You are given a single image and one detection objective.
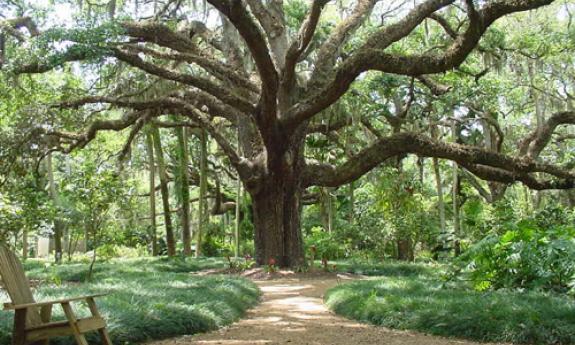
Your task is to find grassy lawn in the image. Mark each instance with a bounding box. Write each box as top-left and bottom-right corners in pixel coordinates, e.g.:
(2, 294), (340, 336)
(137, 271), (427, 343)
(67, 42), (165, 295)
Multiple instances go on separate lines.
(325, 261), (575, 345)
(0, 257), (259, 345)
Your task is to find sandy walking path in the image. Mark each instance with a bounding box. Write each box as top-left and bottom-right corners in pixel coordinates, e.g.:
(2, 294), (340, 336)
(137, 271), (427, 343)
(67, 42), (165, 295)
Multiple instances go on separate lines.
(148, 273), (501, 345)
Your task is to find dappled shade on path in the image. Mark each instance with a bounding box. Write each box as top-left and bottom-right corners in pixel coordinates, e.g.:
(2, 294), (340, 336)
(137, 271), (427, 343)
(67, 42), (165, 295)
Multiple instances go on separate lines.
(147, 274), (504, 345)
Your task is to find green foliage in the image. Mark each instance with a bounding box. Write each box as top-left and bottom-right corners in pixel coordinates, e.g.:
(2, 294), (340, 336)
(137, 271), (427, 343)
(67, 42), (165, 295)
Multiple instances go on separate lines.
(6, 22), (124, 73)
(305, 226), (346, 260)
(325, 267), (575, 344)
(452, 206), (575, 293)
(0, 174), (53, 243)
(96, 244), (148, 260)
(0, 257), (259, 345)
(199, 223), (237, 257)
(284, 0), (332, 40)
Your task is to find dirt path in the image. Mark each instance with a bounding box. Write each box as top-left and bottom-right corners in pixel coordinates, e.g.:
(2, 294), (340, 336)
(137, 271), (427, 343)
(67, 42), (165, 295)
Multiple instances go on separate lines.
(148, 273), (501, 345)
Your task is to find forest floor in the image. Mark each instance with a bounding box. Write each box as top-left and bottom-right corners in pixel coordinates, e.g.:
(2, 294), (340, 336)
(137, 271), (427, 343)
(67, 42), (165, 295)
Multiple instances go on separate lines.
(146, 270), (503, 345)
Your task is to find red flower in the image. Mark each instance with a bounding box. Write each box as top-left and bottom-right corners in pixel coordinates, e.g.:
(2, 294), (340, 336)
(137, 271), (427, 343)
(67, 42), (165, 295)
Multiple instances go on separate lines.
(268, 257), (276, 266)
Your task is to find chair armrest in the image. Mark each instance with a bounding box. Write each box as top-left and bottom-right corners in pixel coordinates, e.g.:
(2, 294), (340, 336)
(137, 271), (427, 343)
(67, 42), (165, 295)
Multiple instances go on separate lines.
(4, 293), (108, 310)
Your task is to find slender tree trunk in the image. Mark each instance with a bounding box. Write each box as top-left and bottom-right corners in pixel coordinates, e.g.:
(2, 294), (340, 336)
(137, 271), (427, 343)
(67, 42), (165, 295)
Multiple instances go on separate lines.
(348, 182), (355, 223)
(175, 126), (192, 256)
(319, 188), (332, 233)
(234, 179), (241, 258)
(397, 239), (413, 261)
(393, 156), (413, 261)
(22, 228), (28, 260)
(327, 188), (333, 233)
(452, 163), (461, 256)
(534, 191), (544, 210)
(196, 129), (208, 257)
(145, 131), (158, 256)
(529, 60), (547, 212)
(151, 126), (176, 256)
(87, 225), (97, 281)
(433, 157), (447, 254)
(452, 121), (461, 256)
(565, 190), (575, 208)
(46, 153), (63, 263)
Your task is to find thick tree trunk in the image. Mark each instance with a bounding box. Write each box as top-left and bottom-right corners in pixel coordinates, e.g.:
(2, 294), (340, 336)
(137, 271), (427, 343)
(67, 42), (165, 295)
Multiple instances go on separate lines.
(251, 177), (305, 267)
(145, 131), (158, 256)
(249, 138), (306, 267)
(151, 126), (176, 256)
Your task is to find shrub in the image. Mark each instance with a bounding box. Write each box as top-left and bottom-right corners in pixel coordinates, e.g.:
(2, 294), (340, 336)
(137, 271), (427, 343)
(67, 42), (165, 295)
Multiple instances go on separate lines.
(304, 226), (347, 260)
(452, 215), (575, 293)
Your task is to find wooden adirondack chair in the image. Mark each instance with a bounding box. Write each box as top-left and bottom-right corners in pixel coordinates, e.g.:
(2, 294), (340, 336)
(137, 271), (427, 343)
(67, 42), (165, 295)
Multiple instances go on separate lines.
(0, 244), (112, 345)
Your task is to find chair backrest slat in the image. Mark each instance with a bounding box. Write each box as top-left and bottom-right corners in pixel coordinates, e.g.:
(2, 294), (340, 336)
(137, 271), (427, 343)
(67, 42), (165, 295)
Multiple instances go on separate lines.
(0, 243), (42, 326)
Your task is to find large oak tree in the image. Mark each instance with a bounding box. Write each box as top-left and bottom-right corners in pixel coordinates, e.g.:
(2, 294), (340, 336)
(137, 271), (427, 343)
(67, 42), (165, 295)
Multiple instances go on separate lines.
(2, 0), (574, 266)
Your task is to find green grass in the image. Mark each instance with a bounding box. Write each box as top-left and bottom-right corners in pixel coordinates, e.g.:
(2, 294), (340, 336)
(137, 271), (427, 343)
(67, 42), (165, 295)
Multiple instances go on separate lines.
(0, 257), (259, 345)
(325, 261), (575, 345)
(329, 259), (440, 277)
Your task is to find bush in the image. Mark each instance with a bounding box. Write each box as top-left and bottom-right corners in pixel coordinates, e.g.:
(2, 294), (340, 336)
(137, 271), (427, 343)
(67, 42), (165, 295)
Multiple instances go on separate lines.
(452, 208), (575, 293)
(305, 226), (347, 260)
(90, 244), (149, 261)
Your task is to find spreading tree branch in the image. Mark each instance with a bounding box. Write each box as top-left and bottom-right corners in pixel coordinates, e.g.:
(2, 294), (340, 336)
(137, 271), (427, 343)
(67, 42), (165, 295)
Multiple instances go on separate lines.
(282, 0), (330, 89)
(303, 132), (574, 189)
(112, 48), (256, 114)
(207, 0), (279, 114)
(519, 111), (575, 158)
(285, 0), (555, 130)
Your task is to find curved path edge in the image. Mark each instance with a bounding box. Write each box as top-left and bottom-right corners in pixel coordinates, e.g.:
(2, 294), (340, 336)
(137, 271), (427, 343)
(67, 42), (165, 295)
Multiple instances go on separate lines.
(147, 273), (504, 345)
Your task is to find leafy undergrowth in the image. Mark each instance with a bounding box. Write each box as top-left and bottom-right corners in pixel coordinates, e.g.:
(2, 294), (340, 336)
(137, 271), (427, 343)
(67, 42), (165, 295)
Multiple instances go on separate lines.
(325, 264), (575, 345)
(0, 257), (259, 345)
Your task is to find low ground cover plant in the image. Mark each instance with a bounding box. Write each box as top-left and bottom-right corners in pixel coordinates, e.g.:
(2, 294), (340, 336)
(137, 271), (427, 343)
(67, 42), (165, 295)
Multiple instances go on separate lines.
(0, 257), (259, 345)
(325, 260), (575, 344)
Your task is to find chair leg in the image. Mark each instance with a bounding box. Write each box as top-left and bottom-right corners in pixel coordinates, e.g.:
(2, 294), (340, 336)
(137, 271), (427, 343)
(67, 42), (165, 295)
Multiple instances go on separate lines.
(61, 303), (88, 345)
(35, 304), (53, 345)
(97, 328), (113, 345)
(12, 308), (27, 345)
(86, 298), (113, 345)
(39, 305), (52, 323)
(23, 306), (53, 345)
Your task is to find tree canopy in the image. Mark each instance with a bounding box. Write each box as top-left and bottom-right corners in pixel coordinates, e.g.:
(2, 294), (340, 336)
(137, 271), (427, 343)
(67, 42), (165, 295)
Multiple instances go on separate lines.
(0, 0), (574, 266)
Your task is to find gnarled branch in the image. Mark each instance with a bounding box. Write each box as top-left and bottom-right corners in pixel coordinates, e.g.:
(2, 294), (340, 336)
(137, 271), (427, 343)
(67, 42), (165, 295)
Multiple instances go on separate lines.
(283, 0), (330, 89)
(303, 132), (574, 189)
(286, 0), (555, 130)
